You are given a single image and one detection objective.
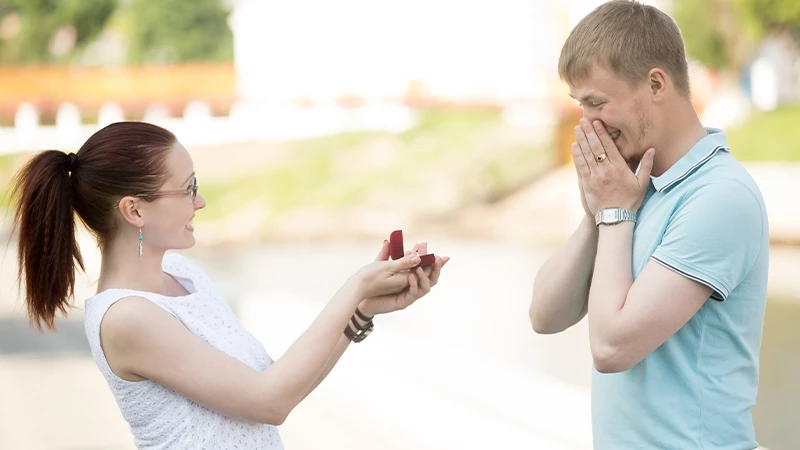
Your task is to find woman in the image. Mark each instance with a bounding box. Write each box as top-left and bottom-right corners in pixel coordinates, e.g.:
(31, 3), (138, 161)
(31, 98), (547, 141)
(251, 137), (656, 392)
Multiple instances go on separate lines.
(10, 121), (448, 449)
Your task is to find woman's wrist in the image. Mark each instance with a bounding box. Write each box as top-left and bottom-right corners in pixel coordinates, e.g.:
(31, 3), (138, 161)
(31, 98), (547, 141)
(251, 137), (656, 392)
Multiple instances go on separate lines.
(344, 303), (375, 343)
(355, 302), (375, 322)
(346, 272), (370, 305)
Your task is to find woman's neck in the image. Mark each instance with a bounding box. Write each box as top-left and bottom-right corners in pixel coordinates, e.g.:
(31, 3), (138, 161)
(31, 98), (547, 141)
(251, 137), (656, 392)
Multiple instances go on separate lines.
(97, 239), (169, 294)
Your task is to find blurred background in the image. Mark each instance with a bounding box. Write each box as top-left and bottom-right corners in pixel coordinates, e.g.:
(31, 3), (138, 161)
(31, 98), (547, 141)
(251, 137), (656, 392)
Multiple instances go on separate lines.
(0, 0), (798, 449)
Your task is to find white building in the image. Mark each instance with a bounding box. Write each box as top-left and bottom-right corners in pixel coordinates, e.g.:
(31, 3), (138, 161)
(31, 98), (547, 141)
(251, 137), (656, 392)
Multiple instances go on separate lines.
(230, 0), (577, 106)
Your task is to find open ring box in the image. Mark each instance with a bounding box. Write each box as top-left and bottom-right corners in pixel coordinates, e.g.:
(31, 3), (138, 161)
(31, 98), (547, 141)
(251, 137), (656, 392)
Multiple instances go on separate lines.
(389, 230), (436, 268)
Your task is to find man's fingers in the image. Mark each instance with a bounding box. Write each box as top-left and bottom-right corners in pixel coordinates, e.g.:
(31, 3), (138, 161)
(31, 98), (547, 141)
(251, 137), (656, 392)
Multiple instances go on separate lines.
(637, 148), (656, 186)
(574, 125), (598, 168)
(572, 142), (591, 180)
(581, 119), (610, 162)
(591, 120), (617, 153)
(590, 120), (624, 164)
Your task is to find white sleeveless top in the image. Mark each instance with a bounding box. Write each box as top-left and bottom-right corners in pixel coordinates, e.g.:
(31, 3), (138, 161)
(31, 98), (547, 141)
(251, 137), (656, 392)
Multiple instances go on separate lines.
(84, 253), (285, 450)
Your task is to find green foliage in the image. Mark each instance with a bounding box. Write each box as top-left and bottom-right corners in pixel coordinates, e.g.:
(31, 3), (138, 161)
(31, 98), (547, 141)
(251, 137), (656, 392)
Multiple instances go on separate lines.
(0, 0), (117, 63)
(0, 0), (233, 64)
(673, 0), (733, 70)
(732, 0), (800, 36)
(727, 106), (800, 161)
(125, 0), (233, 63)
(196, 108), (549, 224)
(673, 0), (800, 71)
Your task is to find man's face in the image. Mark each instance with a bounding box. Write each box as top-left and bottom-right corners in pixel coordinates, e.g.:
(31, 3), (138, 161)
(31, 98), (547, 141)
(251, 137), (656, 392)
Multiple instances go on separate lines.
(569, 64), (654, 168)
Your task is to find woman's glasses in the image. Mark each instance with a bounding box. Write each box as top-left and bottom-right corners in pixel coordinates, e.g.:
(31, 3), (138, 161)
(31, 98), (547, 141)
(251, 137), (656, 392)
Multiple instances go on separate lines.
(114, 177), (200, 209)
(137, 176), (199, 202)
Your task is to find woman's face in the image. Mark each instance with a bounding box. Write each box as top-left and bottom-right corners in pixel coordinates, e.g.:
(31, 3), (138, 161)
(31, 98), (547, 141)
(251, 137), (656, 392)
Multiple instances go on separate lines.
(138, 142), (206, 252)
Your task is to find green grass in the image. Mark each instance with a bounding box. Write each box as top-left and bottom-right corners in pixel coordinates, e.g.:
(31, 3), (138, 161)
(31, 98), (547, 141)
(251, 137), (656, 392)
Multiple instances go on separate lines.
(4, 104), (798, 233)
(727, 106), (800, 161)
(0, 108), (553, 232)
(0, 153), (27, 210)
(196, 107), (550, 225)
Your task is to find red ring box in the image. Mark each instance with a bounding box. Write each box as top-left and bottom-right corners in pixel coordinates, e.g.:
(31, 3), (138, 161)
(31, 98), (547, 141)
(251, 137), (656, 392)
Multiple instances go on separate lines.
(389, 230), (436, 268)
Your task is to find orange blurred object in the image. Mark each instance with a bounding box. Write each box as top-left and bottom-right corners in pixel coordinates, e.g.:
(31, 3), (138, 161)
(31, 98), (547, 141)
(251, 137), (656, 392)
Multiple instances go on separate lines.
(0, 63), (237, 123)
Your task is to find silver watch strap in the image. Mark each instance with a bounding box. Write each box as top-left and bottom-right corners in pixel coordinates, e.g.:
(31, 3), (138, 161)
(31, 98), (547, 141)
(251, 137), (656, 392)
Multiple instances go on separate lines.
(595, 208), (637, 226)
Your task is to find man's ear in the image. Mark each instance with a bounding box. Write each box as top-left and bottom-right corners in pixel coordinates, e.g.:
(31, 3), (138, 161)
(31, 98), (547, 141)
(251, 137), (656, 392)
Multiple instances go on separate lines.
(648, 68), (668, 103)
(117, 196), (145, 228)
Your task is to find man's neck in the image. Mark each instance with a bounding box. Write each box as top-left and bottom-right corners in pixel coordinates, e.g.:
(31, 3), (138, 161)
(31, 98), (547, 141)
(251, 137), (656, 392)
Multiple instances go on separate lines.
(650, 104), (709, 177)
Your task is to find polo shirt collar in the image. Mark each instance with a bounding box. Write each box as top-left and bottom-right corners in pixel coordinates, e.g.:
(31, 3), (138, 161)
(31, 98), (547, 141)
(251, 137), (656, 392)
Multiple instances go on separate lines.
(651, 127), (729, 192)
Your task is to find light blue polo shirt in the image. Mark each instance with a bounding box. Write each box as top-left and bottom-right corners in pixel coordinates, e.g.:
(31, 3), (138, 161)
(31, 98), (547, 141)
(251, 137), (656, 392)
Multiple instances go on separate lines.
(592, 128), (769, 450)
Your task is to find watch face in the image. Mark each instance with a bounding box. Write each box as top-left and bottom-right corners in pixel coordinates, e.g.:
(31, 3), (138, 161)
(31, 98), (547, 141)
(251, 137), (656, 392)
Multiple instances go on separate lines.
(602, 209), (618, 223)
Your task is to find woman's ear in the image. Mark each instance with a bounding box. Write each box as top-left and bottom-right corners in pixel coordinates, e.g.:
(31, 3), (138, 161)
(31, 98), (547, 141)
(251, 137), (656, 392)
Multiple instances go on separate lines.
(117, 196), (144, 228)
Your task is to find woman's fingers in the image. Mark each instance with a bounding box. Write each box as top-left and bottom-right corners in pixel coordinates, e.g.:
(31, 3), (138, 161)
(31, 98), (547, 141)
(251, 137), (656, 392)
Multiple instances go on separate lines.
(374, 239), (390, 262)
(407, 273), (420, 301)
(416, 266), (432, 293)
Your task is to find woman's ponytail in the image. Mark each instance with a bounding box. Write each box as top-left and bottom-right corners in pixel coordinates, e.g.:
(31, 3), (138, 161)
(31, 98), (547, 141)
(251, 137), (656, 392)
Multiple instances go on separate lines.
(10, 150), (85, 331)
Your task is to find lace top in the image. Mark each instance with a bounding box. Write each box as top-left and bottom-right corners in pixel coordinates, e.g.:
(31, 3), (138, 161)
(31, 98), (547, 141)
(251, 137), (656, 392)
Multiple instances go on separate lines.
(84, 253), (284, 450)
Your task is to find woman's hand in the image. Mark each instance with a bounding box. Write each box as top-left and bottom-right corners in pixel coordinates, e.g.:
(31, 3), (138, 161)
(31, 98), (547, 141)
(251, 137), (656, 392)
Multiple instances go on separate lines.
(358, 240), (449, 317)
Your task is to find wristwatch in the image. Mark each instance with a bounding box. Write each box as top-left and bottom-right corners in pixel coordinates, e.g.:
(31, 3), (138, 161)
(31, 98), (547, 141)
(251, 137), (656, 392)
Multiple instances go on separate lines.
(595, 207), (637, 226)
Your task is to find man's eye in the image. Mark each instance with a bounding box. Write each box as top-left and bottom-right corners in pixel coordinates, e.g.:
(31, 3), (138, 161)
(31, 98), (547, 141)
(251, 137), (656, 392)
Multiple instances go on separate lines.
(590, 102), (603, 108)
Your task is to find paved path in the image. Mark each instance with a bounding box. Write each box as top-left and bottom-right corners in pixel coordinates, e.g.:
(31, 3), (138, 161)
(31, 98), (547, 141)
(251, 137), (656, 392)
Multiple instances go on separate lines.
(0, 241), (594, 450)
(1, 161), (797, 449)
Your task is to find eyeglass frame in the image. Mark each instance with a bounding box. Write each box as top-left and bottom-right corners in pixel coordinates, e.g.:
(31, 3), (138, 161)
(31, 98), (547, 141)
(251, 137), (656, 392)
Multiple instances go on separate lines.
(113, 176), (199, 209)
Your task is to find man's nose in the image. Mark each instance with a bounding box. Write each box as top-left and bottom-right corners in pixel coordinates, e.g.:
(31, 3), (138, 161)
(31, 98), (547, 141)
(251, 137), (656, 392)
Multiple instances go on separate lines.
(582, 109), (601, 124)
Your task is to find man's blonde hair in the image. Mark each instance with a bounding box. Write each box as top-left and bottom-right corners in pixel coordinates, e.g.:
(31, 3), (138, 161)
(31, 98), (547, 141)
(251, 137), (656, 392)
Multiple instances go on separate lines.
(558, 0), (690, 99)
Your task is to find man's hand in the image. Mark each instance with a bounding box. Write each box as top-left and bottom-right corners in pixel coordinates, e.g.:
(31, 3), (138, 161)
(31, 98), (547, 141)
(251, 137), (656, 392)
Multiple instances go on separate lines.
(571, 118), (655, 214)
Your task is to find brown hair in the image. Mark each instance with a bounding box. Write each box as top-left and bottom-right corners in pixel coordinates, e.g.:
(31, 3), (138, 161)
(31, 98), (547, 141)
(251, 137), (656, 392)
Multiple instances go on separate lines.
(558, 0), (691, 99)
(10, 122), (176, 331)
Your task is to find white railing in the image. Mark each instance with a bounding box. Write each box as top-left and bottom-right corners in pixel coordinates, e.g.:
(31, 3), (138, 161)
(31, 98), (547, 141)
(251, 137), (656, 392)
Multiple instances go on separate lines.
(0, 101), (418, 154)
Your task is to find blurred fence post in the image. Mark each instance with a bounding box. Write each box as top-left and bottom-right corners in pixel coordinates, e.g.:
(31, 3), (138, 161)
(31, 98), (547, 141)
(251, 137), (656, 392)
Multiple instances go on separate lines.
(98, 101), (125, 127)
(14, 102), (39, 146)
(143, 103), (171, 126)
(56, 102), (82, 146)
(183, 101), (212, 124)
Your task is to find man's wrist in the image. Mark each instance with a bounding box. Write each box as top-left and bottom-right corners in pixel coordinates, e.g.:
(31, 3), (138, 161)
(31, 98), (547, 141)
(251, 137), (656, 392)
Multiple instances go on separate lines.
(594, 207), (637, 226)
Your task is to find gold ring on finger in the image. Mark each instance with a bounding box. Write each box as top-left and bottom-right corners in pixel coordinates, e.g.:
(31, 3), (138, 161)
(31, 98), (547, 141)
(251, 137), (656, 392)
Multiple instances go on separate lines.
(595, 153), (608, 162)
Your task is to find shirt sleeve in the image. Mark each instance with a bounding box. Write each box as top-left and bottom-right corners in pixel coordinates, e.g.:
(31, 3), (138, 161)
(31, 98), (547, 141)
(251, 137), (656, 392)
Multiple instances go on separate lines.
(650, 179), (765, 300)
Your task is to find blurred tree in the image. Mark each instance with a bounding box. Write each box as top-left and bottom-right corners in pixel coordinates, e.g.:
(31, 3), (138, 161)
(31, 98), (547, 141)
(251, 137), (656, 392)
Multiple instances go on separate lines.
(126, 0), (233, 63)
(674, 0), (800, 72)
(733, 0), (800, 38)
(0, 0), (118, 63)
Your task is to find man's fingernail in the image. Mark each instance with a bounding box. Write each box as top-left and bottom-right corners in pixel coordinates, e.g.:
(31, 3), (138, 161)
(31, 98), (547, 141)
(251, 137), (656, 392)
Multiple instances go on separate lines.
(594, 121), (602, 129)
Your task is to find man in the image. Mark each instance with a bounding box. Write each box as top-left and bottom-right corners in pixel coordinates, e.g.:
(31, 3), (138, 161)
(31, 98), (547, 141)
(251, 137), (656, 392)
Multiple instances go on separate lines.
(529, 1), (769, 449)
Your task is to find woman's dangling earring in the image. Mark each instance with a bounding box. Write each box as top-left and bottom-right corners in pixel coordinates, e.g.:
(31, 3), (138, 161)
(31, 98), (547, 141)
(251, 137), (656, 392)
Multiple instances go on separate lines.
(138, 228), (144, 260)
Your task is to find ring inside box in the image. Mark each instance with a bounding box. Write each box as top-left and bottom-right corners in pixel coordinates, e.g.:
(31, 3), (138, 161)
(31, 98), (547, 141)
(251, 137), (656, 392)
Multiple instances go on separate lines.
(389, 230), (435, 268)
